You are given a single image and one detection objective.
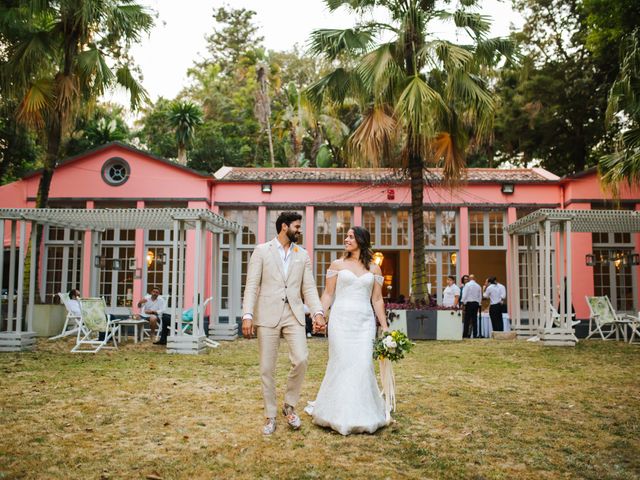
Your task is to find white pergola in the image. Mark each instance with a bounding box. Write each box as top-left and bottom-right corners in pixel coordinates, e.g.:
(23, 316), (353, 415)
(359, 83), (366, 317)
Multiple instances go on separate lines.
(0, 208), (241, 353)
(506, 208), (640, 346)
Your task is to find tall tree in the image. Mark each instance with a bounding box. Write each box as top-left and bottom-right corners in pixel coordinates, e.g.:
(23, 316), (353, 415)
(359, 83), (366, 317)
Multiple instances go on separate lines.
(169, 101), (203, 165)
(598, 28), (640, 195)
(308, 0), (512, 301)
(0, 0), (153, 207)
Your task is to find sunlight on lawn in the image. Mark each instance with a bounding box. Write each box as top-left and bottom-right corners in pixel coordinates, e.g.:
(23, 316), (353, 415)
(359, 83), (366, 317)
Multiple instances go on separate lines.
(0, 338), (638, 479)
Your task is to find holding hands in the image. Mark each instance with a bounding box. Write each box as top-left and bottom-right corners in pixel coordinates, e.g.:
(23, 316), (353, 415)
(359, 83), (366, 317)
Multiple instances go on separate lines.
(312, 313), (326, 334)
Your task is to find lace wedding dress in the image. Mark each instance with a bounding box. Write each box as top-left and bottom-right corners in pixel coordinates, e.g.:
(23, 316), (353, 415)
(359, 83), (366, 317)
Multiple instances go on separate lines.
(305, 269), (390, 435)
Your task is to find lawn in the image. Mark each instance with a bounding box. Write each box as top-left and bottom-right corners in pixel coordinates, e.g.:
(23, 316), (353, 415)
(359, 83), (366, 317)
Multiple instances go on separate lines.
(0, 337), (638, 480)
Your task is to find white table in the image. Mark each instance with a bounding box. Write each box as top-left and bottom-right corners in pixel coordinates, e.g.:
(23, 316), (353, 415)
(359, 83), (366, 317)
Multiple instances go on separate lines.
(115, 318), (147, 343)
(477, 313), (510, 338)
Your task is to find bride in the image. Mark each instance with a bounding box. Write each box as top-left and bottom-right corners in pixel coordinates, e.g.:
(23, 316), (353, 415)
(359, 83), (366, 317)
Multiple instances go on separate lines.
(306, 226), (391, 435)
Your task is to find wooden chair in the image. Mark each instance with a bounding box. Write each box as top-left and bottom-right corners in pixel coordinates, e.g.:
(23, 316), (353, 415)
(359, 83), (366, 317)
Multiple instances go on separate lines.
(585, 296), (635, 341)
(71, 298), (121, 353)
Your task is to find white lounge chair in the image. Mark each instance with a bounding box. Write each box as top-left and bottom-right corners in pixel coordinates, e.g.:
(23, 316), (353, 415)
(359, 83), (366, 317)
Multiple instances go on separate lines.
(71, 297), (121, 353)
(49, 292), (88, 341)
(585, 296), (635, 341)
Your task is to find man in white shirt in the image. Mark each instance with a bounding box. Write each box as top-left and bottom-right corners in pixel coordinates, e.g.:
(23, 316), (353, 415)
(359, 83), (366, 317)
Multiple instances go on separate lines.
(461, 274), (482, 338)
(138, 287), (166, 343)
(442, 276), (460, 307)
(483, 277), (506, 332)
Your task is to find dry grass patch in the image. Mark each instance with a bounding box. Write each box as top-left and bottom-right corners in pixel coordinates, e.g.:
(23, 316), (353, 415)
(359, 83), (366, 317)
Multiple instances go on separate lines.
(0, 337), (638, 479)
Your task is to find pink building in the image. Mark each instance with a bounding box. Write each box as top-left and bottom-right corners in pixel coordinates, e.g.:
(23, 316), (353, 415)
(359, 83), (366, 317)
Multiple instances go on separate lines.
(1, 142), (638, 327)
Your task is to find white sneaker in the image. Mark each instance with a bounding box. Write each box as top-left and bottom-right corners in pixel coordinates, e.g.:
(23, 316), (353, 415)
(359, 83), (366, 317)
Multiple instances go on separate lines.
(306, 332), (312, 338)
(262, 418), (276, 435)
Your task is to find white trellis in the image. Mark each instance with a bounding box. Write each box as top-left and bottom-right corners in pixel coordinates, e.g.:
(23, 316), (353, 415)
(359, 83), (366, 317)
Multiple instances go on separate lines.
(506, 209), (640, 346)
(0, 208), (240, 354)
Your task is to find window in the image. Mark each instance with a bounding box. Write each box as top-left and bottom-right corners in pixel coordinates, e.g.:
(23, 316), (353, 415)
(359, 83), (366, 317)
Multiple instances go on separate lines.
(469, 210), (505, 248)
(221, 209), (258, 247)
(44, 227), (83, 304)
(101, 157), (130, 186)
(424, 251), (457, 303)
(362, 210), (411, 249)
(315, 209), (352, 247)
(423, 210), (458, 248)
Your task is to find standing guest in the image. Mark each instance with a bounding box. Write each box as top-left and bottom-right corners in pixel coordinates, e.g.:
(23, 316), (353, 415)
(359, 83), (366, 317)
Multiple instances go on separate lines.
(442, 276), (461, 307)
(483, 277), (506, 332)
(304, 304), (313, 338)
(459, 275), (469, 298)
(138, 287), (166, 344)
(461, 275), (482, 338)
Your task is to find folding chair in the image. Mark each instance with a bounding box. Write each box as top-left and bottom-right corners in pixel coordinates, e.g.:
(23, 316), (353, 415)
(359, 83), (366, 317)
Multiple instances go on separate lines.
(629, 315), (640, 345)
(179, 297), (219, 348)
(534, 294), (579, 330)
(71, 297), (121, 353)
(585, 296), (635, 341)
(49, 292), (88, 340)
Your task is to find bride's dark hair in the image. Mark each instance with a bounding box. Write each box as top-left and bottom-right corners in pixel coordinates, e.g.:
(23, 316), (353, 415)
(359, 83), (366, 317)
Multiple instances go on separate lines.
(345, 226), (373, 269)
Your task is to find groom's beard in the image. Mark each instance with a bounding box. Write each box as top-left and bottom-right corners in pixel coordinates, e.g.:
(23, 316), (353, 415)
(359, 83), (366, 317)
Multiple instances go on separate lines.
(287, 230), (299, 244)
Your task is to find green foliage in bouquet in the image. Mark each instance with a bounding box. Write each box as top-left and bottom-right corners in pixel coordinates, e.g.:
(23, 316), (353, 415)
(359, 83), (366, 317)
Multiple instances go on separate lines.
(373, 330), (415, 362)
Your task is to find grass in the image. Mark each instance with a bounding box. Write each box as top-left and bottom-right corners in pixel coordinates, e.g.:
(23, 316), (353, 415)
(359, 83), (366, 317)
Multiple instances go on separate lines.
(0, 337), (638, 479)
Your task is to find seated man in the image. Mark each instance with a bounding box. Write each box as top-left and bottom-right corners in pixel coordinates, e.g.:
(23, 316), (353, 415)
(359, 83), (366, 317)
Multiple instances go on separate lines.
(67, 289), (82, 317)
(138, 287), (166, 344)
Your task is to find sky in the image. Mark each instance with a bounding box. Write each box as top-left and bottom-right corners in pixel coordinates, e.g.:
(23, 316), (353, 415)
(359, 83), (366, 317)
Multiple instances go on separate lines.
(106, 0), (523, 107)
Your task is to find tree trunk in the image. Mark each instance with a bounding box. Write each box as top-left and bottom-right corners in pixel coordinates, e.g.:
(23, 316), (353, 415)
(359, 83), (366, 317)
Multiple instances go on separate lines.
(177, 145), (187, 165)
(36, 118), (62, 209)
(409, 148), (427, 302)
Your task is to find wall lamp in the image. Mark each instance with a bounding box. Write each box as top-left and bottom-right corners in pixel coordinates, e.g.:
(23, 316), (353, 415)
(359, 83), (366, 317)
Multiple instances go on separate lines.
(501, 183), (515, 194)
(261, 183), (272, 193)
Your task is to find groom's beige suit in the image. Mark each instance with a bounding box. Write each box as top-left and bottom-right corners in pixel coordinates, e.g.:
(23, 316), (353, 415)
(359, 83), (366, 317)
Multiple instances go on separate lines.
(242, 238), (322, 418)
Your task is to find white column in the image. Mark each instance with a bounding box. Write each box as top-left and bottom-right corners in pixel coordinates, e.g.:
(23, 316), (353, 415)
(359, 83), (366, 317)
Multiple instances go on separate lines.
(544, 219), (552, 329)
(71, 230), (80, 289)
(0, 220), (4, 328)
(16, 220), (26, 332)
(228, 231), (239, 325)
(210, 232), (220, 327)
(558, 223), (566, 328)
(170, 219), (179, 337)
(27, 222), (37, 332)
(198, 224), (206, 335)
(192, 219), (202, 335)
(566, 220), (572, 330)
(176, 222), (185, 335)
(7, 220), (17, 331)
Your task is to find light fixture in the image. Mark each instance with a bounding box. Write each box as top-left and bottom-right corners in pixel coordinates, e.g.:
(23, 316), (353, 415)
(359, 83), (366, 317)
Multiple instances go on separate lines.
(146, 250), (155, 267)
(373, 251), (384, 267)
(384, 274), (393, 286)
(387, 189), (395, 200)
(630, 253), (640, 266)
(94, 255), (105, 268)
(501, 183), (515, 194)
(585, 254), (596, 266)
(128, 258), (136, 270)
(112, 259), (121, 270)
(261, 183), (272, 193)
(450, 252), (457, 265)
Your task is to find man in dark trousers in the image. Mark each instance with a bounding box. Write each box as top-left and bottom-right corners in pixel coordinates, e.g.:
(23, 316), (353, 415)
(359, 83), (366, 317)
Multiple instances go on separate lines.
(483, 276), (506, 332)
(461, 274), (482, 338)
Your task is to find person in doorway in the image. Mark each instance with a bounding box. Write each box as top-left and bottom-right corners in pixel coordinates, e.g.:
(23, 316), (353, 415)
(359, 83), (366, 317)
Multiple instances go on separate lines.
(483, 277), (506, 332)
(461, 275), (482, 338)
(442, 276), (461, 307)
(138, 287), (166, 344)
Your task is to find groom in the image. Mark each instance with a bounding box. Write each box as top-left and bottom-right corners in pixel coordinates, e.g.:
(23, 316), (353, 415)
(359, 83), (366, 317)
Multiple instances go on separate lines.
(241, 211), (324, 435)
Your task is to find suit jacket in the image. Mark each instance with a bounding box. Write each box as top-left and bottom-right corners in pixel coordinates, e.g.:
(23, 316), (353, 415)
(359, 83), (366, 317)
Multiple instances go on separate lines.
(242, 239), (322, 327)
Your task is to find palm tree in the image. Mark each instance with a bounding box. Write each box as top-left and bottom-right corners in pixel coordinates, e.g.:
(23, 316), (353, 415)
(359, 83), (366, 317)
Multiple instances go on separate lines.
(306, 0), (513, 301)
(1, 0), (154, 208)
(599, 28), (640, 196)
(168, 101), (204, 165)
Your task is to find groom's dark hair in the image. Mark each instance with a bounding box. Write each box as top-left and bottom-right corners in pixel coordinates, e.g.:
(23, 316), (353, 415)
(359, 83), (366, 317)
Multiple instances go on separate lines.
(276, 211), (302, 234)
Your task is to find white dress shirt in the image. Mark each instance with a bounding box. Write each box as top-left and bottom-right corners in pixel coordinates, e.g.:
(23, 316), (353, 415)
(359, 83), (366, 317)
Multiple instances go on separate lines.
(68, 298), (82, 316)
(276, 238), (295, 276)
(141, 294), (166, 316)
(484, 283), (505, 305)
(442, 284), (461, 307)
(461, 280), (482, 304)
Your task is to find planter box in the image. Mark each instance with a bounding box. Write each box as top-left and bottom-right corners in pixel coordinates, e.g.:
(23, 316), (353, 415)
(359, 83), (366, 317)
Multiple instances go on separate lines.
(388, 309), (462, 340)
(27, 304), (66, 337)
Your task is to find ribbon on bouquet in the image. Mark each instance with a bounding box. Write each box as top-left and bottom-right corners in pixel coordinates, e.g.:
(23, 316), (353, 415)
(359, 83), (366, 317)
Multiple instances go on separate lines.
(379, 358), (396, 416)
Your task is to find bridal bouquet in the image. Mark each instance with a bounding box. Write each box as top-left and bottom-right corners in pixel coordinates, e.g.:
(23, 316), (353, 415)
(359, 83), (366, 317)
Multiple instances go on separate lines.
(373, 330), (414, 362)
(373, 331), (414, 414)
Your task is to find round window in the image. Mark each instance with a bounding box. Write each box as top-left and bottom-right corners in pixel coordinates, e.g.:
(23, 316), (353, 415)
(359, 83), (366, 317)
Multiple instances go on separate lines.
(101, 157), (130, 186)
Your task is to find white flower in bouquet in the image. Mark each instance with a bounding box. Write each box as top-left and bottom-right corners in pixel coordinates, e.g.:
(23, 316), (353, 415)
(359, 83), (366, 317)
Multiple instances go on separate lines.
(382, 336), (397, 350)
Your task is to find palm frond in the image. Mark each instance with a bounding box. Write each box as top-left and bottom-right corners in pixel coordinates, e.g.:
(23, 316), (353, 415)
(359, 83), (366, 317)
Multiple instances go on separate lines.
(357, 42), (403, 97)
(431, 131), (466, 183)
(77, 47), (116, 95)
(440, 10), (491, 39)
(306, 68), (360, 109)
(115, 65), (149, 110)
(308, 28), (374, 60)
(396, 75), (443, 140)
(474, 37), (518, 67)
(106, 3), (154, 43)
(16, 77), (54, 127)
(324, 0), (377, 13)
(348, 104), (398, 167)
(423, 40), (473, 71)
(55, 74), (79, 120)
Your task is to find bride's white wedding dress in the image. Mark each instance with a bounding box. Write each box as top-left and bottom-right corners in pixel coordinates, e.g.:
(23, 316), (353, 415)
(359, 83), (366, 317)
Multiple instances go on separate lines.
(305, 268), (390, 435)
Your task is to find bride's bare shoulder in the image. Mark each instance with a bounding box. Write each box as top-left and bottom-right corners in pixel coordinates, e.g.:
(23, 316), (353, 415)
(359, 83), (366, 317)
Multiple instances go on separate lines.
(369, 263), (382, 275)
(329, 258), (345, 271)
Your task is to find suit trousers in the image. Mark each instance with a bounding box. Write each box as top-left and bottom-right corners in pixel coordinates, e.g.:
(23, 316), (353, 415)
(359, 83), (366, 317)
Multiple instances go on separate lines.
(463, 301), (480, 338)
(489, 303), (503, 332)
(257, 305), (308, 418)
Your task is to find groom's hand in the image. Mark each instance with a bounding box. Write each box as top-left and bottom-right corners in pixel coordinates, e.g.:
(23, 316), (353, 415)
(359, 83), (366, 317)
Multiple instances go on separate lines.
(312, 314), (326, 334)
(242, 318), (255, 338)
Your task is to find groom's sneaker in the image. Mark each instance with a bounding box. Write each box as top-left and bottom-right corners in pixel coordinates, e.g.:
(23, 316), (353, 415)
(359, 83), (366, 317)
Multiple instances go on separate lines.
(262, 417), (276, 435)
(282, 404), (301, 430)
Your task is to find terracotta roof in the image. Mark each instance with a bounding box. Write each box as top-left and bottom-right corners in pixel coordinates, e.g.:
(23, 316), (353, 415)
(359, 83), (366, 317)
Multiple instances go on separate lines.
(214, 166), (559, 184)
